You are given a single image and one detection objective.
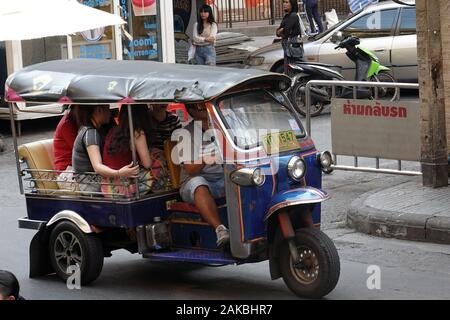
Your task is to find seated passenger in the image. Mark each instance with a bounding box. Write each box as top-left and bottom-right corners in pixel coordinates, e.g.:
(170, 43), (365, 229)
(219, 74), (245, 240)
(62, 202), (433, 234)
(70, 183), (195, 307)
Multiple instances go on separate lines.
(149, 103), (182, 150)
(72, 105), (139, 194)
(102, 105), (170, 197)
(176, 103), (229, 247)
(53, 105), (80, 189)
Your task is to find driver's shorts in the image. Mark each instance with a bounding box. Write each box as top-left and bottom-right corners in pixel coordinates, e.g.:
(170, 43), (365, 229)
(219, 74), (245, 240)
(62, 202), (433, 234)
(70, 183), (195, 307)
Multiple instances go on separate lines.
(180, 176), (225, 204)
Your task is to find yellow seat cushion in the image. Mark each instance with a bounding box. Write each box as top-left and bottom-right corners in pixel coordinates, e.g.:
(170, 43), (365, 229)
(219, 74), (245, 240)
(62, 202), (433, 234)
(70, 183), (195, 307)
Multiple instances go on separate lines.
(164, 140), (181, 189)
(18, 139), (59, 193)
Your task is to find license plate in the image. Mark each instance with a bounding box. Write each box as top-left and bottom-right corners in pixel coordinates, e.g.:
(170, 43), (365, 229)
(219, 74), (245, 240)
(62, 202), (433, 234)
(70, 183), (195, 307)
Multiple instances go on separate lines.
(262, 130), (300, 154)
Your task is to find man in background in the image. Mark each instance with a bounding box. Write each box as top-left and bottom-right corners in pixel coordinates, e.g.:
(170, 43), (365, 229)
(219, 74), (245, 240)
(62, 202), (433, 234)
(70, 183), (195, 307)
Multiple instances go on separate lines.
(304, 0), (324, 34)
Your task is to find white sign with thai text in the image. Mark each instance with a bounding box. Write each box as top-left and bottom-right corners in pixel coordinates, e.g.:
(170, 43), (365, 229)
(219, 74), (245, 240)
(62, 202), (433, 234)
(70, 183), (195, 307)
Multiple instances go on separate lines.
(331, 98), (420, 161)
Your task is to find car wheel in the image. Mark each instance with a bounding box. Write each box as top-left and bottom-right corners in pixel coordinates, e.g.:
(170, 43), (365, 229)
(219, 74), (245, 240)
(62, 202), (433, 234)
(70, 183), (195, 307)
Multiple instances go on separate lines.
(273, 63), (285, 74)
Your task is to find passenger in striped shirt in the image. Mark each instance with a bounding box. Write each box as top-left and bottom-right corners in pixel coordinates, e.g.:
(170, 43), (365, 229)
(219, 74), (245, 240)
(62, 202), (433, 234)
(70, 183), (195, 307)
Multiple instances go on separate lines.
(148, 104), (182, 150)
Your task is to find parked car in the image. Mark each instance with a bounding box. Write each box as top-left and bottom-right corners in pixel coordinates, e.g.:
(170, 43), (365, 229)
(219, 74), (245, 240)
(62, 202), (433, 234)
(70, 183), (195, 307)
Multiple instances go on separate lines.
(246, 1), (418, 82)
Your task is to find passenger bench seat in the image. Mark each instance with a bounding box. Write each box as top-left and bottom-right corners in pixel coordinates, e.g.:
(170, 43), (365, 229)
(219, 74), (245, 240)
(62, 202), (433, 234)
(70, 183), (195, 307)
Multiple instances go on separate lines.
(18, 139), (59, 194)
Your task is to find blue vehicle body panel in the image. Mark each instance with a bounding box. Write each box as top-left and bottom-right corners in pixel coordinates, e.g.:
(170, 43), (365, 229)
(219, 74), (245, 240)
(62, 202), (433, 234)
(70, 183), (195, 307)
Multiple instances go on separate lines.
(237, 142), (324, 242)
(143, 248), (238, 265)
(266, 187), (330, 219)
(169, 204), (228, 250)
(25, 192), (178, 228)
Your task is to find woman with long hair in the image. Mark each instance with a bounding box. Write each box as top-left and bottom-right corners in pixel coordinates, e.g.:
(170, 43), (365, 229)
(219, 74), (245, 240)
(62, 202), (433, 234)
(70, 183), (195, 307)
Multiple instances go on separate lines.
(192, 4), (218, 66)
(276, 0), (303, 75)
(102, 105), (170, 197)
(72, 105), (139, 194)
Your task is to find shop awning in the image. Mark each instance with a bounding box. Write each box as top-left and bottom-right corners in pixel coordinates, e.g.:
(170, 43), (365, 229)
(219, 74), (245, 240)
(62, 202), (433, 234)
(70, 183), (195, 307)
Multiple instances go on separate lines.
(0, 0), (125, 41)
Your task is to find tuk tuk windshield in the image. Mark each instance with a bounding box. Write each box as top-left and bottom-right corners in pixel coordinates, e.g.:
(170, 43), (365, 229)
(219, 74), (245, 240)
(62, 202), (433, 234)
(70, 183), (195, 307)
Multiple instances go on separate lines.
(217, 90), (305, 149)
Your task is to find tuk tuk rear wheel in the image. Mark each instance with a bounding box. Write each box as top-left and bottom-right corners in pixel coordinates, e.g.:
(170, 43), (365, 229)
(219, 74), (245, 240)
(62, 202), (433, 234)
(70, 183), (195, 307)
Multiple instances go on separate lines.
(279, 228), (340, 299)
(49, 221), (104, 285)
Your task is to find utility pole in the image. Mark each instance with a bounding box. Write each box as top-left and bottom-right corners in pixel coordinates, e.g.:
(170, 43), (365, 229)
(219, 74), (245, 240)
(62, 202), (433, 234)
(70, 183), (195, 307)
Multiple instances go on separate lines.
(416, 0), (449, 187)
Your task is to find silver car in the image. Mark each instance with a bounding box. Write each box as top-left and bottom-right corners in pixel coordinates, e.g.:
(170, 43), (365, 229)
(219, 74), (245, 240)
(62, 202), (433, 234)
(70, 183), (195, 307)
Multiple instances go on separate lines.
(246, 1), (417, 82)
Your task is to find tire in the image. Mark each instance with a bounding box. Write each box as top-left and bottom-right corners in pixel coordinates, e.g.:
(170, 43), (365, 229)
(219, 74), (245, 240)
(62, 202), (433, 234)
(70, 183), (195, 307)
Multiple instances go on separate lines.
(49, 221), (104, 285)
(273, 63), (285, 74)
(371, 71), (399, 101)
(290, 81), (324, 117)
(279, 228), (340, 299)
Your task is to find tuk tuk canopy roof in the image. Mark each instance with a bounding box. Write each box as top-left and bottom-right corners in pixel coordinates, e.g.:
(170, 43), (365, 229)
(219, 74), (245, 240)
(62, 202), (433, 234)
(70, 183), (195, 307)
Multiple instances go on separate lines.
(5, 59), (291, 104)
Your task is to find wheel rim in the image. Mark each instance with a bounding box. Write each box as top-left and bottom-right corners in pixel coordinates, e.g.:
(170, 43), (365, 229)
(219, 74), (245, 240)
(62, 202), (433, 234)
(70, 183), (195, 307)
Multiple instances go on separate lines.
(293, 89), (323, 115)
(290, 246), (320, 285)
(54, 231), (83, 274)
(373, 73), (397, 100)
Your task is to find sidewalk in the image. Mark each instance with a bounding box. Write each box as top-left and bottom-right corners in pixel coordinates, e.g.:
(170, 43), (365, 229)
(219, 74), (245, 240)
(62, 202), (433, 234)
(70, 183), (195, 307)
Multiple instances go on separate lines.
(347, 179), (450, 244)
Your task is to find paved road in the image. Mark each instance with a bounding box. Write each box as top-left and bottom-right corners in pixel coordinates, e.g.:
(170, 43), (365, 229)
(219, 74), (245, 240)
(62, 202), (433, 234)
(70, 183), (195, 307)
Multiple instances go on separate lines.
(1, 109), (450, 300)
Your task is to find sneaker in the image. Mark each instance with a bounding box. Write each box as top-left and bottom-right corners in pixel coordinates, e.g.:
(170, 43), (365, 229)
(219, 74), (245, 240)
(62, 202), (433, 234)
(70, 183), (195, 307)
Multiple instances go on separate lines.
(215, 224), (230, 247)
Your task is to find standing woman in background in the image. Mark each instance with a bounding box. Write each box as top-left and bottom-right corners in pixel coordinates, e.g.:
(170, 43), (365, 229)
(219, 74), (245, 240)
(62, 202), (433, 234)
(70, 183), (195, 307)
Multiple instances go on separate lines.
(276, 0), (303, 76)
(193, 4), (218, 66)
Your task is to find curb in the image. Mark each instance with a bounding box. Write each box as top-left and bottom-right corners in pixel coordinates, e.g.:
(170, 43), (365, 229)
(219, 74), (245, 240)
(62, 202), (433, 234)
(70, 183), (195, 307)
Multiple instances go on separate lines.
(347, 187), (450, 244)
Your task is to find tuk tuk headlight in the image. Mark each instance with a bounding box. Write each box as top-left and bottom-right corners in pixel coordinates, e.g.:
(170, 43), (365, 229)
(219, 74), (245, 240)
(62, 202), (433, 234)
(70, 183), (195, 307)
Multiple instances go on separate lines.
(288, 156), (306, 181)
(252, 168), (266, 186)
(317, 151), (334, 173)
(230, 167), (265, 187)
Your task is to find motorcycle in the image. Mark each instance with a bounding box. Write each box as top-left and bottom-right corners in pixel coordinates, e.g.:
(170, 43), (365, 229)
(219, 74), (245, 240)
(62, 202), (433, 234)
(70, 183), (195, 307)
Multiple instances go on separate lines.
(289, 35), (398, 117)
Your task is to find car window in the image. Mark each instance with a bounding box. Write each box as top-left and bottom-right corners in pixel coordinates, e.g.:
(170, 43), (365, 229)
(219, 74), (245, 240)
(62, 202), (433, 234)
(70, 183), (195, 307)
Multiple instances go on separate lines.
(342, 9), (398, 38)
(398, 8), (416, 36)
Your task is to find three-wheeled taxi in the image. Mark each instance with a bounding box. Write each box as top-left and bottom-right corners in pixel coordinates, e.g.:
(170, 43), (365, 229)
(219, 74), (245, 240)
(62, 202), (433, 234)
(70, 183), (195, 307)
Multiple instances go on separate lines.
(5, 59), (339, 299)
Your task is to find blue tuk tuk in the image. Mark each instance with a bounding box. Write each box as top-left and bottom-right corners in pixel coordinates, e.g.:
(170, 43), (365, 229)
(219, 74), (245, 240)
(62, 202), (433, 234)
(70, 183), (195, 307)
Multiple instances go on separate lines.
(5, 59), (339, 299)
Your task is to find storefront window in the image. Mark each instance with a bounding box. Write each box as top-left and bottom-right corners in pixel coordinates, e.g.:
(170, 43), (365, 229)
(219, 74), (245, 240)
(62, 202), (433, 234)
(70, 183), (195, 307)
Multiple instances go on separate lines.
(173, 0), (195, 63)
(71, 0), (116, 59)
(120, 0), (195, 63)
(21, 36), (69, 67)
(121, 0), (161, 61)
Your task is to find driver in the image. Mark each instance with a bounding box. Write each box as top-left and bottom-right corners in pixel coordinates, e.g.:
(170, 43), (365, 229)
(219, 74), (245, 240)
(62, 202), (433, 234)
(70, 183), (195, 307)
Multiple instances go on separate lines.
(174, 103), (229, 248)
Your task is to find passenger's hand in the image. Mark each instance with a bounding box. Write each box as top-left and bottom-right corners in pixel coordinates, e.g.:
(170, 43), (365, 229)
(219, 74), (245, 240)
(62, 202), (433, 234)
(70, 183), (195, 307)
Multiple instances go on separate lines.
(206, 36), (215, 43)
(118, 162), (139, 178)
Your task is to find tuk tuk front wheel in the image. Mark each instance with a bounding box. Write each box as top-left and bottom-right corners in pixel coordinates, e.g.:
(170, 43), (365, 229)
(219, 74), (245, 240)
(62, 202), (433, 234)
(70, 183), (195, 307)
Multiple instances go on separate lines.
(49, 221), (104, 285)
(279, 228), (340, 299)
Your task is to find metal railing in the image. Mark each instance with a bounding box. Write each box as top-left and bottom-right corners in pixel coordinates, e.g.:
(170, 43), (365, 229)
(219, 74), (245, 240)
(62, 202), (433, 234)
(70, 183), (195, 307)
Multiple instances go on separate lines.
(304, 80), (421, 176)
(21, 168), (142, 200)
(208, 0), (350, 27)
